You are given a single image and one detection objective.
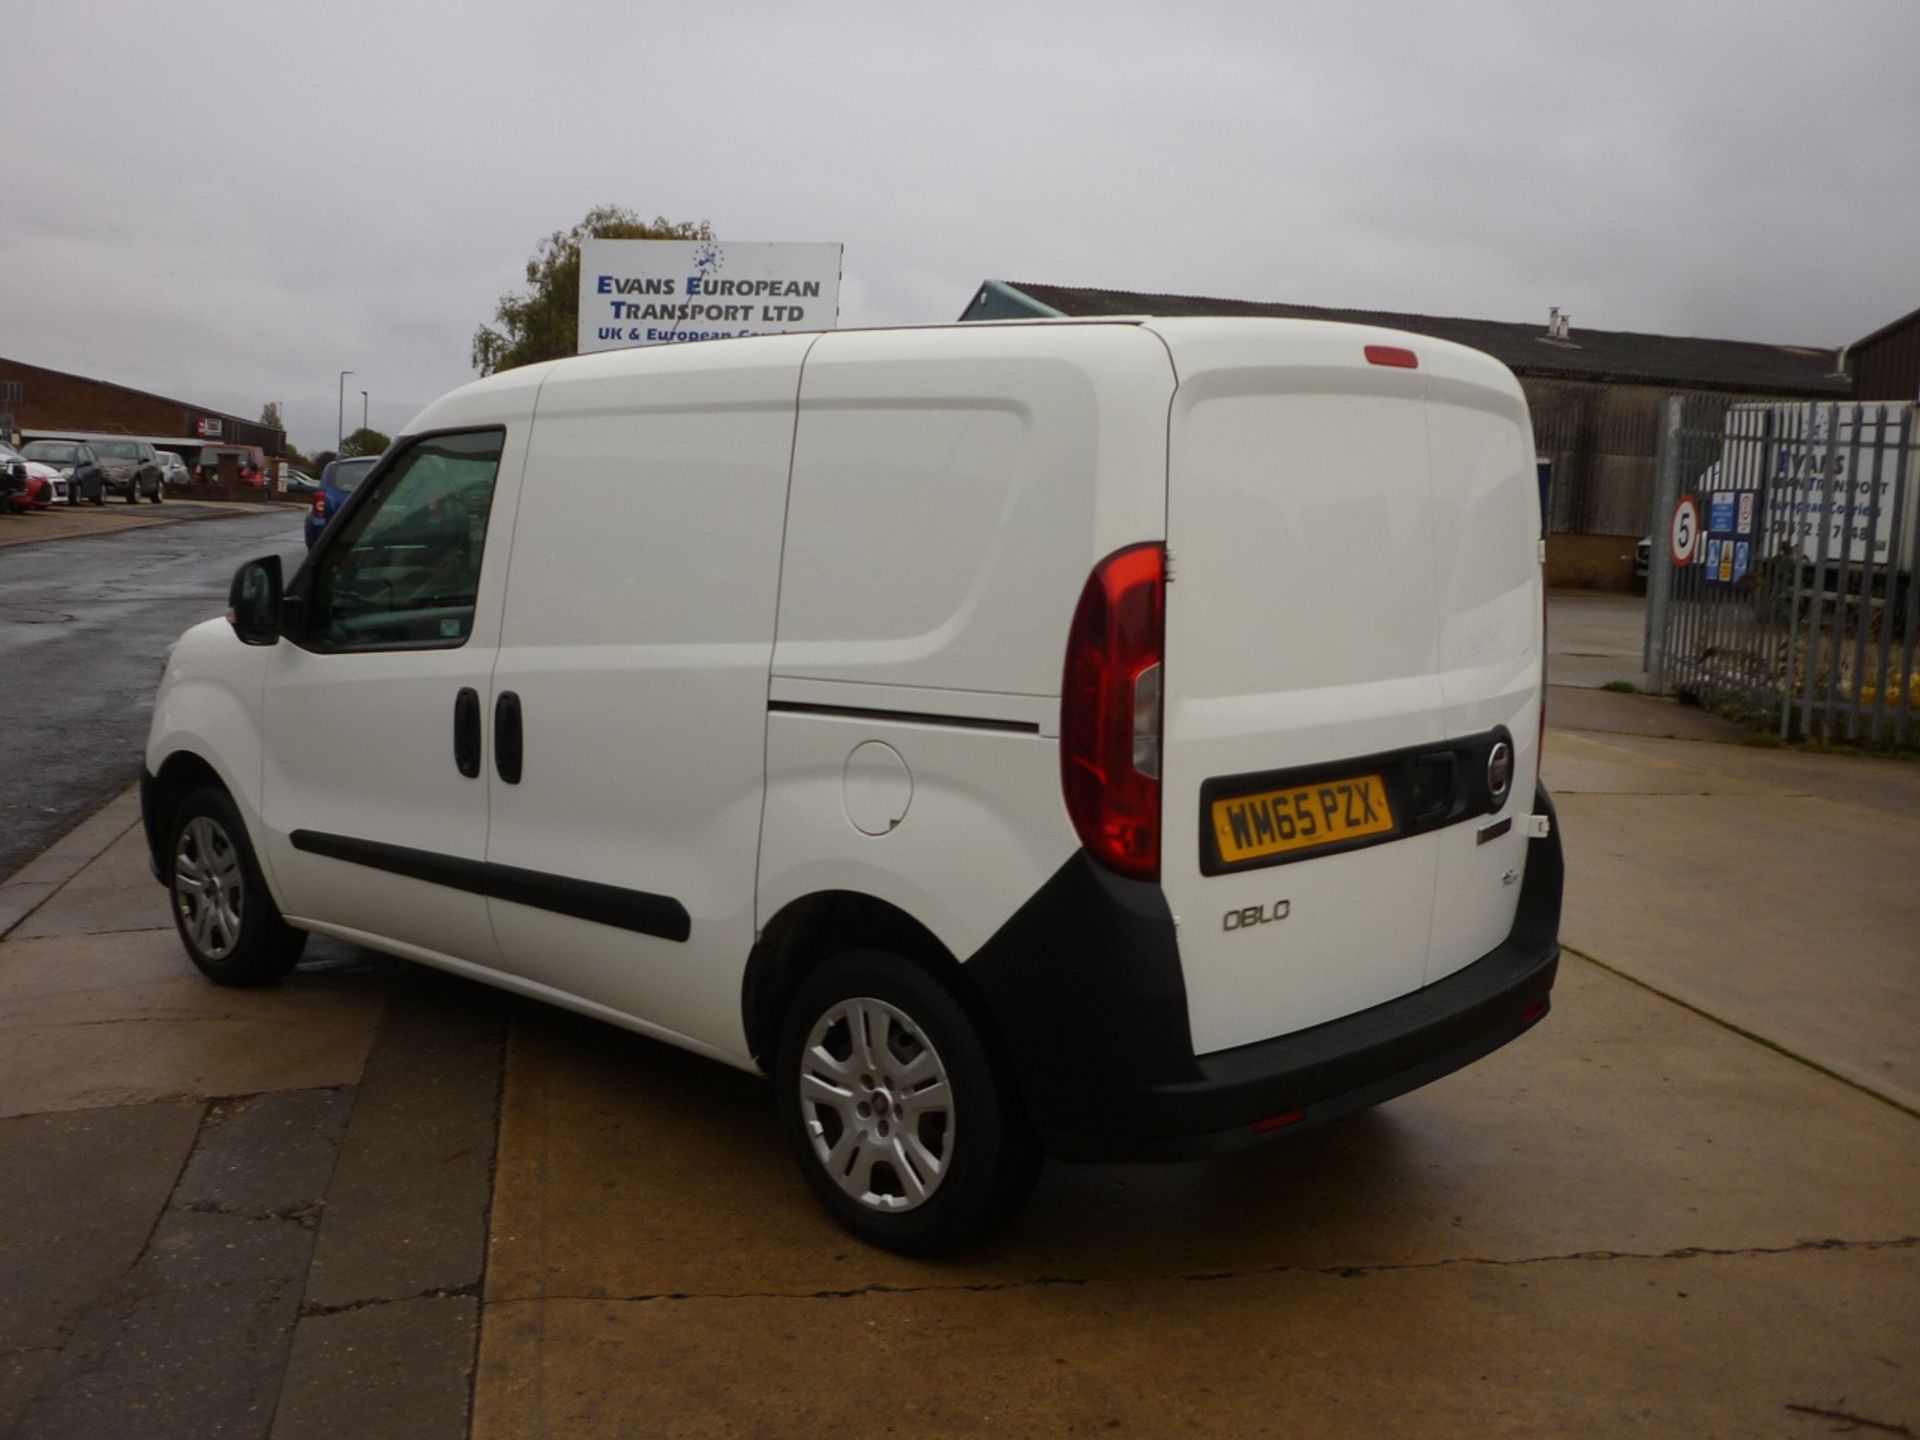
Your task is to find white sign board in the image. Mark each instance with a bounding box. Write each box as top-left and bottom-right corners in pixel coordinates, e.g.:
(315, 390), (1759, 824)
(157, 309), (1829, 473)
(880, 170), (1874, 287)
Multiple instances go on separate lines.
(577, 239), (842, 353)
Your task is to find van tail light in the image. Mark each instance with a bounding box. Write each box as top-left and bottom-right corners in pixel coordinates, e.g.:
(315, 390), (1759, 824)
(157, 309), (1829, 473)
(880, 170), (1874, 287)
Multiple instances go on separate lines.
(311, 492), (327, 520)
(1060, 543), (1165, 881)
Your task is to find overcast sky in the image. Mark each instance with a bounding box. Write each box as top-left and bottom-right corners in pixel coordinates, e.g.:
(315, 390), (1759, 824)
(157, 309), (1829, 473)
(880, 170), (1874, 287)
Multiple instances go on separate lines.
(5, 0), (1917, 455)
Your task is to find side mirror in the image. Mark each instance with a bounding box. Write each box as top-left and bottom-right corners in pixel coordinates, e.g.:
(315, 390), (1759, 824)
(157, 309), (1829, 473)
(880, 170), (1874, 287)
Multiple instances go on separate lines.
(227, 555), (284, 645)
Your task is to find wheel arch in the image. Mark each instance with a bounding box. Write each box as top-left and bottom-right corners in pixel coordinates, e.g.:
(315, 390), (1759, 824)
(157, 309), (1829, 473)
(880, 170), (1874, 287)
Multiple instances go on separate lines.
(742, 889), (1002, 1076)
(141, 746), (271, 887)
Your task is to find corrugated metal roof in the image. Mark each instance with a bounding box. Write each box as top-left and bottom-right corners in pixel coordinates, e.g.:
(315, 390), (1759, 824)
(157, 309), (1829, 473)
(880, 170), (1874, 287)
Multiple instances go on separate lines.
(976, 283), (1852, 397)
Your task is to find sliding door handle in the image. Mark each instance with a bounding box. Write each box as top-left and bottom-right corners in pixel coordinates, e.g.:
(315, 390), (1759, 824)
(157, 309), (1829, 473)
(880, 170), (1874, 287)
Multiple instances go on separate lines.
(494, 690), (523, 785)
(453, 688), (481, 778)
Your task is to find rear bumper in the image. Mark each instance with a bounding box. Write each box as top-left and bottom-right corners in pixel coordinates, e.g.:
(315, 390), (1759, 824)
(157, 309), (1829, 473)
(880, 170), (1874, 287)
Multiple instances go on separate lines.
(967, 785), (1564, 1162)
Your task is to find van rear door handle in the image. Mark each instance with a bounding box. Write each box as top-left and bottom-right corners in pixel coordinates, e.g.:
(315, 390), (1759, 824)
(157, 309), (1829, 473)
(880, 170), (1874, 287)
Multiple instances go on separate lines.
(453, 688), (481, 778)
(494, 691), (523, 784)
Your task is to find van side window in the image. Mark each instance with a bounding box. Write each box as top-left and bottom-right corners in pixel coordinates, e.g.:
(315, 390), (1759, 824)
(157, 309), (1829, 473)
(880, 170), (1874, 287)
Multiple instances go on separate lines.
(304, 430), (504, 651)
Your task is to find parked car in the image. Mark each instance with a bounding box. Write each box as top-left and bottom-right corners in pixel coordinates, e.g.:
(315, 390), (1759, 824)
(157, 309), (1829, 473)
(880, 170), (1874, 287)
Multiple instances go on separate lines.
(1, 452), (25, 512)
(302, 454), (379, 547)
(87, 438), (165, 503)
(21, 440), (106, 505)
(281, 471), (319, 495)
(154, 450), (192, 488)
(0, 440), (67, 510)
(7, 472), (54, 511)
(140, 319), (1563, 1254)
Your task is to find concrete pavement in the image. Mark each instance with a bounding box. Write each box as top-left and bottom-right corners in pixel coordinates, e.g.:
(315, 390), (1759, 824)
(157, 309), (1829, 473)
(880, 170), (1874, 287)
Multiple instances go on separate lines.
(1545, 587), (1652, 691)
(1, 678), (1915, 1435)
(0, 795), (503, 1440)
(0, 499), (295, 550)
(476, 955), (1916, 1438)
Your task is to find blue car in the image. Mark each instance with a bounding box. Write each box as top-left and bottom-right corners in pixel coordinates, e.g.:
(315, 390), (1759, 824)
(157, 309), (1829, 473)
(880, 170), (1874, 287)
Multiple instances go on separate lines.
(303, 455), (381, 547)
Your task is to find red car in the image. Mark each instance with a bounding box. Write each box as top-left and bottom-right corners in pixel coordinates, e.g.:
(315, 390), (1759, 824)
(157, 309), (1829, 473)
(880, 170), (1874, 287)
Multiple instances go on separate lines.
(0, 441), (65, 512)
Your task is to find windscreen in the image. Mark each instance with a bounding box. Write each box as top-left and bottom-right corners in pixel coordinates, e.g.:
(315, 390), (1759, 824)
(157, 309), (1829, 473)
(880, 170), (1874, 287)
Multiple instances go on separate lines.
(94, 441), (138, 459)
(24, 443), (81, 464)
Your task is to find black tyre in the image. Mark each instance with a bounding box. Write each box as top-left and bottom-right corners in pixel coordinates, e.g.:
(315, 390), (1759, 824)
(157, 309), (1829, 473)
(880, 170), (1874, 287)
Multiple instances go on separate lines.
(125, 484), (139, 504)
(775, 949), (1040, 1255)
(166, 785), (306, 986)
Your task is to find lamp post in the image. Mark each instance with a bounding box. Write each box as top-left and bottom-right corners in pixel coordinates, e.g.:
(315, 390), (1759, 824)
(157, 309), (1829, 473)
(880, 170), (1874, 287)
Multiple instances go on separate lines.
(361, 391), (369, 434)
(337, 370), (354, 451)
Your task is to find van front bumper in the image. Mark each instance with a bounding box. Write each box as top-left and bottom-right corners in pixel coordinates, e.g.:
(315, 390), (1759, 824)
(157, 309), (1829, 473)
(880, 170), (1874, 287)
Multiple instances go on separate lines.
(966, 786), (1563, 1162)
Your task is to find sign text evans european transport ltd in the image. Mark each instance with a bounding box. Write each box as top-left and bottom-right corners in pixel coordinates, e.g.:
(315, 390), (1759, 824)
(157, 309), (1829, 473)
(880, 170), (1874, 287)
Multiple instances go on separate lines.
(577, 240), (843, 353)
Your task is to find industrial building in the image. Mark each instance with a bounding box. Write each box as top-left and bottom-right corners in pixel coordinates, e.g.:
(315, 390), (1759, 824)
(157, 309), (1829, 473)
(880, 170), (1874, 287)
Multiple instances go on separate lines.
(1847, 304), (1920, 402)
(0, 356), (284, 466)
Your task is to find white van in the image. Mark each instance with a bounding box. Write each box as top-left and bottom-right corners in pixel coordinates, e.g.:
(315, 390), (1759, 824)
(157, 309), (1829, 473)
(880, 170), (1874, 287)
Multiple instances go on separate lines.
(140, 318), (1562, 1253)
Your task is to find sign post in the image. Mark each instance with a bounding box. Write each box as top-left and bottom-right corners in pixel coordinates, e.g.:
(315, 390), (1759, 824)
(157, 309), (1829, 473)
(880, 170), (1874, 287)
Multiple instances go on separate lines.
(577, 240), (842, 354)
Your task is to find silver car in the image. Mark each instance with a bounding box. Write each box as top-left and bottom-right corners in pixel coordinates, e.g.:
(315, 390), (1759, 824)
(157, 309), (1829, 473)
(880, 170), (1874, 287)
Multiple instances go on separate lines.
(154, 450), (192, 488)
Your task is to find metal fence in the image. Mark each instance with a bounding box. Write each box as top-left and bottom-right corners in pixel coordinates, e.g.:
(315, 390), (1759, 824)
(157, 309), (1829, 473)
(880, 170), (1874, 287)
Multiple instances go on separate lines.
(1646, 395), (1920, 745)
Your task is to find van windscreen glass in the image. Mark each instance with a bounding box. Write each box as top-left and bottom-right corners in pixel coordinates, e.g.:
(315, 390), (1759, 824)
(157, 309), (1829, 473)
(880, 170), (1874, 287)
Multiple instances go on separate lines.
(305, 430), (505, 651)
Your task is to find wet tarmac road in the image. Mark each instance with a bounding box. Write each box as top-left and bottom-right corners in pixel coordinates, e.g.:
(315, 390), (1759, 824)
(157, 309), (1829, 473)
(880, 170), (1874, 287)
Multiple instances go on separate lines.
(0, 511), (306, 876)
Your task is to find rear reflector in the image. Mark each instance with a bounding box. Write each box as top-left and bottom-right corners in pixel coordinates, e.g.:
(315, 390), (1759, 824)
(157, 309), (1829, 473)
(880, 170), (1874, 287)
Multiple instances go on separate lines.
(1522, 999), (1548, 1024)
(1364, 345), (1419, 369)
(1249, 1109), (1306, 1135)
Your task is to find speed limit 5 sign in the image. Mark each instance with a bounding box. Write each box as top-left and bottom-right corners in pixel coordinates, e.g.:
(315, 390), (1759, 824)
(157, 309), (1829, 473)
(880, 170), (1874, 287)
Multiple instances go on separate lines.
(1670, 496), (1700, 567)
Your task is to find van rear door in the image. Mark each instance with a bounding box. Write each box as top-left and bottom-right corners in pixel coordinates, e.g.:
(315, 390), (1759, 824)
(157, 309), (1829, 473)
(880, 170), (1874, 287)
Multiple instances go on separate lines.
(1146, 319), (1540, 1058)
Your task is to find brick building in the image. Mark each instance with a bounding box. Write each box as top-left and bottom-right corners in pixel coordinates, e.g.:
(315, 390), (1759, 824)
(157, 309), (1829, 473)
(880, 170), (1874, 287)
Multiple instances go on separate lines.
(0, 356), (284, 463)
(962, 282), (1851, 588)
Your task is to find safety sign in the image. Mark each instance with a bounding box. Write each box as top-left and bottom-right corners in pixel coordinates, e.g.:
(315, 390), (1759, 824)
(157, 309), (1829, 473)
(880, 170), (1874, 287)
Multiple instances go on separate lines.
(1670, 496), (1700, 567)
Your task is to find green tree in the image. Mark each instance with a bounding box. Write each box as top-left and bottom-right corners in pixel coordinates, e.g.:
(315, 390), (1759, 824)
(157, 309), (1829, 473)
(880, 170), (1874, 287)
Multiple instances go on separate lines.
(340, 427), (390, 458)
(471, 205), (713, 375)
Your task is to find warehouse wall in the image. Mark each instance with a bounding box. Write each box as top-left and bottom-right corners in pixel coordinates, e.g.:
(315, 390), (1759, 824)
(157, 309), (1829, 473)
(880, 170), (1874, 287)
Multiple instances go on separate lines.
(0, 357), (283, 455)
(1524, 379), (1845, 589)
(1850, 311), (1920, 402)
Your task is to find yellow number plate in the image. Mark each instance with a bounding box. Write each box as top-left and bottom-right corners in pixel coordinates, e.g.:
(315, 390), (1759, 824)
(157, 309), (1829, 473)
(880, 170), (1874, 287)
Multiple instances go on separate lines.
(1210, 774), (1395, 866)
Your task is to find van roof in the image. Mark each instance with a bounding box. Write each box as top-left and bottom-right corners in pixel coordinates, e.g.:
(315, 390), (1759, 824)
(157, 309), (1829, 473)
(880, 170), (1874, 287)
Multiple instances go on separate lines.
(420, 314), (1518, 436)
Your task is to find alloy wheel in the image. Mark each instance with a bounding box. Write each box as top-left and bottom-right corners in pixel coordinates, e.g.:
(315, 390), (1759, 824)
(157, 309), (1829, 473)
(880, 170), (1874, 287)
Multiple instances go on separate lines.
(798, 996), (953, 1212)
(173, 815), (243, 960)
